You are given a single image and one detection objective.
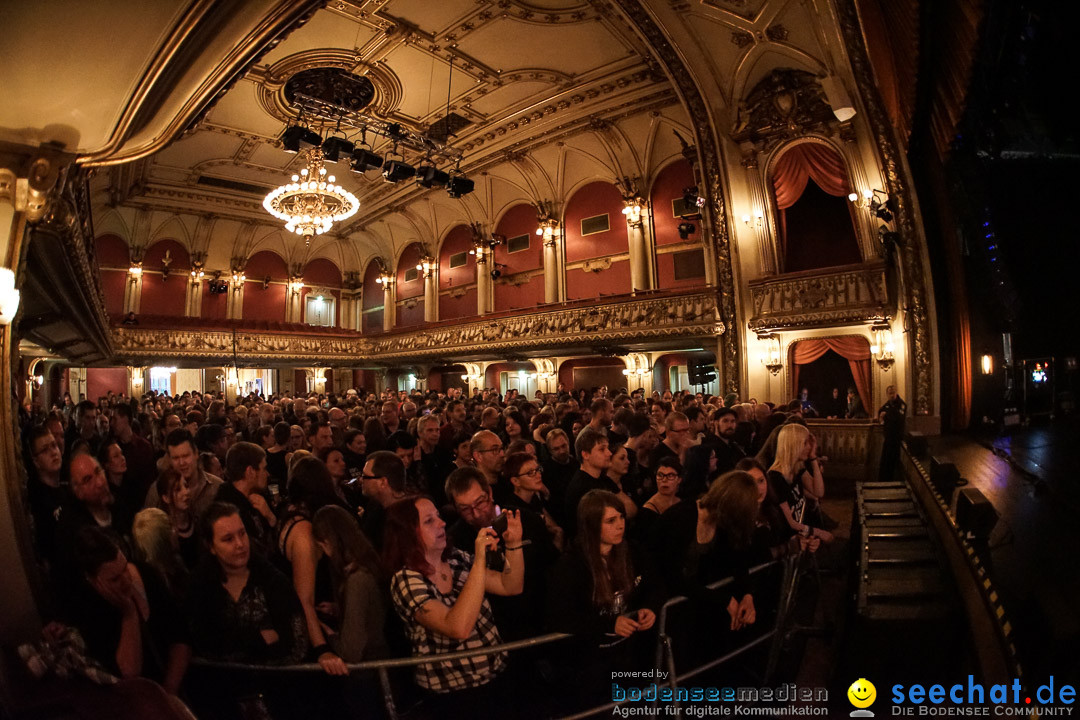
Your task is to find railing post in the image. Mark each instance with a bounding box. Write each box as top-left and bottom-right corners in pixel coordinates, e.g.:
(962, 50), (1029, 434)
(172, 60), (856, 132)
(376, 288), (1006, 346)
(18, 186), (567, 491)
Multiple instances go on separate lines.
(378, 666), (398, 720)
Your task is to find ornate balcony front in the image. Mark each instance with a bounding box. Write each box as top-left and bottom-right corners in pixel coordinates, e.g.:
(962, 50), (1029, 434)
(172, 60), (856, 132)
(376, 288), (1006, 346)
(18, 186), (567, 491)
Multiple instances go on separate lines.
(747, 260), (889, 332)
(111, 288), (723, 365)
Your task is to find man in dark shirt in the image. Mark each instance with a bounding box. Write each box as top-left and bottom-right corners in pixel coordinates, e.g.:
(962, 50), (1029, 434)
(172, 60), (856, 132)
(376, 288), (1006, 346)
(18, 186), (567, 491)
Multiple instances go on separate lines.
(444, 467), (556, 640)
(707, 407), (747, 475)
(215, 442), (277, 561)
(110, 404), (157, 500)
(647, 412), (691, 469)
(70, 526), (190, 693)
(540, 429), (578, 525)
(26, 425), (67, 564)
(845, 387), (868, 419)
(358, 451), (408, 550)
(438, 399), (471, 450)
(878, 385), (908, 481)
(416, 414), (453, 506)
(563, 427), (616, 538)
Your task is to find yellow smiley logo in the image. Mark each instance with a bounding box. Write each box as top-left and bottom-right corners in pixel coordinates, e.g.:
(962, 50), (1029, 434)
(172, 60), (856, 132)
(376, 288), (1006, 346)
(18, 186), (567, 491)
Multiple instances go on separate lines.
(847, 678), (877, 709)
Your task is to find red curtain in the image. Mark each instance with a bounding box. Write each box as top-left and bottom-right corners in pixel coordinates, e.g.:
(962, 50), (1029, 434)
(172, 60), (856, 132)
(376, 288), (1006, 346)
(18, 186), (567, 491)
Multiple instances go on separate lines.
(792, 337), (871, 413)
(771, 144), (852, 259)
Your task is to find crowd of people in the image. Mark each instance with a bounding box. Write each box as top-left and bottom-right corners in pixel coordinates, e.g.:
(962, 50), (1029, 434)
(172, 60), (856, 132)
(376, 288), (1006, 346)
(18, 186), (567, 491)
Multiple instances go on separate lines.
(19, 383), (846, 717)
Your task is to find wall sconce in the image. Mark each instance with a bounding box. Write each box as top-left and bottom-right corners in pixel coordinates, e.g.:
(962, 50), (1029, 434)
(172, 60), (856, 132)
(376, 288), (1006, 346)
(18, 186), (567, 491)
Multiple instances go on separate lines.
(980, 354), (994, 375)
(231, 270), (246, 292)
(416, 257), (435, 277)
(262, 275), (271, 290)
(849, 189), (894, 223)
(741, 210), (764, 229)
(622, 196), (645, 225)
(128, 263), (143, 278)
(288, 277), (305, 294)
(0, 268), (20, 325)
(460, 373), (482, 382)
(160, 250), (173, 281)
(189, 264), (205, 282)
(375, 272), (393, 285)
(870, 325), (896, 370)
(758, 334), (783, 375)
(535, 218), (559, 245)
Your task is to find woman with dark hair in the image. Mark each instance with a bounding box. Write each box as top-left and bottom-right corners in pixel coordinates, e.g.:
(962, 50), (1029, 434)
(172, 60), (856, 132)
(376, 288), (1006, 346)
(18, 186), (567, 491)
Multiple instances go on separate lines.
(385, 496), (524, 706)
(547, 490), (658, 709)
(500, 409), (526, 447)
(641, 457), (683, 517)
(734, 457), (819, 562)
(311, 505), (388, 662)
(276, 455), (347, 676)
(156, 469), (199, 569)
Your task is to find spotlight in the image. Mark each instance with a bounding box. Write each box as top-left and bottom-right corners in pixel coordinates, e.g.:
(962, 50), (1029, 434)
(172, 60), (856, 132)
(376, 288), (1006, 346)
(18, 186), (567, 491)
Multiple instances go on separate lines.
(280, 125), (321, 153)
(351, 147), (383, 173)
(491, 269), (502, 280)
(386, 123), (404, 139)
(417, 165), (450, 188)
(678, 222), (696, 239)
(683, 186), (705, 210)
(447, 175), (475, 198)
(382, 158), (416, 183)
(322, 136), (355, 163)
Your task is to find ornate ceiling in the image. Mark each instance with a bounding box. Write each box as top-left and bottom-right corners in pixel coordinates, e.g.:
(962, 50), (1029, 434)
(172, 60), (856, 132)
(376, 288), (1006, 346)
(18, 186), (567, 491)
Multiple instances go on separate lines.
(2, 0), (849, 271)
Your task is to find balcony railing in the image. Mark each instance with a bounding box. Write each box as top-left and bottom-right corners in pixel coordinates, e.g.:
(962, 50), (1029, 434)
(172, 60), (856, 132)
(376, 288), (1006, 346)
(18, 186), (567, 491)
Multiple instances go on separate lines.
(111, 287), (722, 364)
(747, 261), (888, 332)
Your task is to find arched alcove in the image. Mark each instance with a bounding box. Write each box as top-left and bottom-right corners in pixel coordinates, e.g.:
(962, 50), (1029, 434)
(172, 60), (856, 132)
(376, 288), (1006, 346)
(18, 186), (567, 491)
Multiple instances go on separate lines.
(244, 250), (289, 322)
(302, 257), (343, 327)
(493, 203), (543, 312)
(649, 159), (708, 290)
(395, 243), (425, 327)
(361, 260), (385, 333)
(563, 181), (632, 300)
(141, 239), (189, 316)
(438, 224), (476, 321)
(769, 142), (861, 273)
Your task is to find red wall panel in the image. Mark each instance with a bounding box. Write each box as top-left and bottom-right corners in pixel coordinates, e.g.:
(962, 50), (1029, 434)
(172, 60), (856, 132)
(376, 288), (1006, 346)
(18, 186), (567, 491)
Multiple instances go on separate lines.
(95, 235), (129, 266)
(427, 370), (442, 392)
(564, 181), (629, 263)
(201, 283), (228, 320)
(101, 270), (127, 316)
(650, 160), (699, 247)
(362, 260), (384, 325)
(657, 249), (708, 291)
(565, 260), (632, 301)
(396, 300), (425, 328)
(439, 288), (477, 320)
(494, 204), (543, 311)
(87, 368), (128, 400)
(243, 282), (287, 322)
(396, 244), (425, 300)
(140, 240), (189, 316)
(362, 308), (383, 333)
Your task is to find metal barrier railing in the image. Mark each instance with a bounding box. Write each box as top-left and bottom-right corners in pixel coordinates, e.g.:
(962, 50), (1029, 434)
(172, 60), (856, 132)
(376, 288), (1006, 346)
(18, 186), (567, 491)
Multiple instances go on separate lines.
(190, 553), (807, 720)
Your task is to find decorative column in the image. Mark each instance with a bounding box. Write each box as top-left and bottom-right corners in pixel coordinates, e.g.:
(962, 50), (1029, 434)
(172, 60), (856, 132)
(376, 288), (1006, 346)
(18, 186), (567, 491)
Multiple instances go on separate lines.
(378, 272), (396, 330)
(623, 195), (651, 293)
(185, 254), (205, 317)
(742, 153), (778, 276)
(124, 253), (144, 314)
(226, 262), (246, 320)
(419, 256), (438, 322)
(342, 272), (362, 332)
(538, 216), (561, 304)
(287, 275), (304, 323)
(474, 242), (492, 315)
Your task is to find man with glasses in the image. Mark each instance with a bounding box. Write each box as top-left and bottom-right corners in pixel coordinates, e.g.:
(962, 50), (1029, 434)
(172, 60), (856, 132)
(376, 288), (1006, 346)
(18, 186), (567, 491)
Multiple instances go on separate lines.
(504, 451), (564, 552)
(444, 466), (556, 640)
(358, 450), (407, 550)
(648, 411), (692, 469)
(470, 429), (507, 502)
(26, 425), (66, 562)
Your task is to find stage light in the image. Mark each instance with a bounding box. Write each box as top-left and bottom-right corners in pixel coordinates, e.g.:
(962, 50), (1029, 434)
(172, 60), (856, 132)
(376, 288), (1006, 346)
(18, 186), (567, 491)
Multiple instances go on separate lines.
(417, 165), (450, 188)
(383, 159), (416, 183)
(678, 222), (695, 239)
(280, 125), (322, 153)
(322, 136), (355, 163)
(447, 175), (474, 198)
(350, 147), (383, 173)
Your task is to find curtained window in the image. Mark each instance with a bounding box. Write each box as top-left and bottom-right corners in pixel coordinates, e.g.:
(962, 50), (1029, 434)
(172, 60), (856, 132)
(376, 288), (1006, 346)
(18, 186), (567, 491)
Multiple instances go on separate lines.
(771, 143), (862, 273)
(791, 337), (872, 414)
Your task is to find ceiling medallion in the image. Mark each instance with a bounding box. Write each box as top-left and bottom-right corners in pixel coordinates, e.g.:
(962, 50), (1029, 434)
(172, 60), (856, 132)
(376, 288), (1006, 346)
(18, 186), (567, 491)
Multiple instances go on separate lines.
(262, 148), (359, 244)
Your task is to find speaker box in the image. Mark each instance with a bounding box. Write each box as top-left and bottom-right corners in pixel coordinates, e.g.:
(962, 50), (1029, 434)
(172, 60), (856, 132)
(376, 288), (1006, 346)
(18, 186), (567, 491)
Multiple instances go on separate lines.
(905, 431), (928, 458)
(956, 487), (997, 538)
(929, 457), (960, 496)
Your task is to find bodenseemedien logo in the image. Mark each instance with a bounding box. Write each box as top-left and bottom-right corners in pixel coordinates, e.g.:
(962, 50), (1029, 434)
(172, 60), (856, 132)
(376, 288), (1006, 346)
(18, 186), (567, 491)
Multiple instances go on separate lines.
(848, 678), (877, 717)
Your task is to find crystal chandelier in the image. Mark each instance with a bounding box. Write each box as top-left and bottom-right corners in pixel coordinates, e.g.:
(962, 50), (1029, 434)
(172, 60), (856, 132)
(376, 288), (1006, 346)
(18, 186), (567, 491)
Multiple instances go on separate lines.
(263, 148), (359, 244)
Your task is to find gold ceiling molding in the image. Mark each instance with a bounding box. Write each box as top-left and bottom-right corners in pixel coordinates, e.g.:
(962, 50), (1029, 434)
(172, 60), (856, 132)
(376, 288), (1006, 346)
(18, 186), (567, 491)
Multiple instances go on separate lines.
(256, 52), (406, 125)
(79, 1), (326, 167)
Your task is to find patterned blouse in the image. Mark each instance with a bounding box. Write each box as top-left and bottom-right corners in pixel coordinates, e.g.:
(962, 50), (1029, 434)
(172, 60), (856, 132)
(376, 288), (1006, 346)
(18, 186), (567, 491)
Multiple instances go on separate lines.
(390, 548), (506, 693)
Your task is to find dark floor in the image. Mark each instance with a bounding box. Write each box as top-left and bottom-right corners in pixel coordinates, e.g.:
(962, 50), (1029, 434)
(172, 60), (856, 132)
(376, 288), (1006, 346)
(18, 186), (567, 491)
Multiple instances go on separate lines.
(927, 418), (1080, 688)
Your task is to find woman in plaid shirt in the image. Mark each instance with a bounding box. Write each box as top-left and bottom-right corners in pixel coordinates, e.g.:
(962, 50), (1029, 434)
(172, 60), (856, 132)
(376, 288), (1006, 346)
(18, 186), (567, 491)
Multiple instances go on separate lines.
(385, 496), (525, 704)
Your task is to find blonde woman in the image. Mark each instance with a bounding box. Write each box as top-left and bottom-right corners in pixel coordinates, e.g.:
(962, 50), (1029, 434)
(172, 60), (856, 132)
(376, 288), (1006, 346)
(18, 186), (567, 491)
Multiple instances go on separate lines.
(766, 424), (832, 543)
(131, 507), (189, 597)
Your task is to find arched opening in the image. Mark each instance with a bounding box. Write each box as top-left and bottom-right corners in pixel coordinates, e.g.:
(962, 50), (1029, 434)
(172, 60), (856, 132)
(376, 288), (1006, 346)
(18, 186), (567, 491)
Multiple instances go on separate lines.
(245, 250), (289, 323)
(439, 224), (477, 321)
(650, 160), (707, 291)
(361, 260), (385, 333)
(558, 357), (628, 394)
(789, 336), (872, 417)
(302, 258), (342, 327)
(493, 203), (544, 311)
(563, 181), (632, 300)
(652, 351), (718, 396)
(770, 143), (861, 273)
(395, 243), (425, 327)
(428, 364), (467, 393)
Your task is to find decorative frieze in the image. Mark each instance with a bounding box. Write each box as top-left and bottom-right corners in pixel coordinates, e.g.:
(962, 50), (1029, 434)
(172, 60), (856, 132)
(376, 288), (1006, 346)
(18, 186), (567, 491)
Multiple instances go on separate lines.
(747, 261), (888, 331)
